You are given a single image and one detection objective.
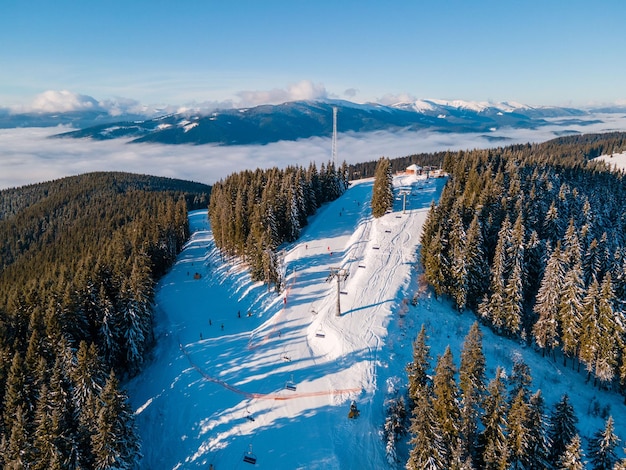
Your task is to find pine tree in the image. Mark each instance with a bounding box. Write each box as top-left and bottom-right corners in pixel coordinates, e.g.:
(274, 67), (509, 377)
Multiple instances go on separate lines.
(449, 206), (469, 310)
(464, 214), (490, 310)
(548, 394), (579, 466)
(91, 371), (141, 470)
(508, 358), (532, 403)
(595, 274), (620, 384)
(383, 395), (407, 465)
(559, 263), (584, 368)
(5, 405), (33, 469)
(533, 243), (565, 357)
(478, 368), (509, 470)
(432, 346), (461, 467)
(371, 157), (393, 218)
(459, 322), (486, 464)
(506, 389), (531, 470)
(526, 390), (551, 470)
(579, 279), (601, 380)
(588, 416), (620, 470)
(406, 388), (445, 470)
(479, 216), (512, 333)
(3, 351), (29, 433)
(406, 324), (431, 403)
(557, 434), (586, 470)
(501, 214), (525, 337)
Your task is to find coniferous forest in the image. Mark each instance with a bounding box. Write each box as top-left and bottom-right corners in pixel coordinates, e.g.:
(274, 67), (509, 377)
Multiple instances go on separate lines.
(208, 161), (349, 289)
(3, 132), (626, 468)
(0, 172), (210, 469)
(420, 132), (626, 393)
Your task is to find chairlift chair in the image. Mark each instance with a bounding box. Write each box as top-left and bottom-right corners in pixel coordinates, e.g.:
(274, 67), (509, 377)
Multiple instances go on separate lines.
(315, 326), (326, 338)
(243, 444), (257, 464)
(285, 374), (297, 391)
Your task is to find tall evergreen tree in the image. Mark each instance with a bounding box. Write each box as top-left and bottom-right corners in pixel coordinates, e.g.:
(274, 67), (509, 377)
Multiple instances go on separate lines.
(557, 434), (586, 470)
(464, 214), (490, 310)
(588, 416), (620, 470)
(506, 389), (532, 470)
(533, 243), (565, 357)
(91, 371), (140, 470)
(595, 274), (620, 384)
(526, 390), (551, 470)
(559, 262), (585, 368)
(371, 157), (393, 218)
(459, 322), (486, 464)
(478, 368), (509, 470)
(432, 346), (461, 467)
(548, 394), (579, 466)
(406, 388), (445, 470)
(406, 325), (431, 403)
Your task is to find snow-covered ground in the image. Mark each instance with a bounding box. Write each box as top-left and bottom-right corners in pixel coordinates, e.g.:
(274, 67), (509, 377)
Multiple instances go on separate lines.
(597, 150), (626, 172)
(127, 173), (625, 469)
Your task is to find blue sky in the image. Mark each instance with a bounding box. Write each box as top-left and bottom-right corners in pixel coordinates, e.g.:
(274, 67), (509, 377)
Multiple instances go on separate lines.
(2, 0), (625, 112)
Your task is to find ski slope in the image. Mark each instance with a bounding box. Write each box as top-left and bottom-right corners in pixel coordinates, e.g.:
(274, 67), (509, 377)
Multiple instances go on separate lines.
(127, 173), (625, 469)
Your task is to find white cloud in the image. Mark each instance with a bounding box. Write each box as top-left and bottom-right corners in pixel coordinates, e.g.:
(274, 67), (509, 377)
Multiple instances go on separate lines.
(27, 90), (102, 113)
(236, 80), (328, 107)
(2, 113), (626, 191)
(377, 92), (417, 106)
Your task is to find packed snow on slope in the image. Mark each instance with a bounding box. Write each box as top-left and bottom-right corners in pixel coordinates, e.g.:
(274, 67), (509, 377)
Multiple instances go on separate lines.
(126, 173), (625, 469)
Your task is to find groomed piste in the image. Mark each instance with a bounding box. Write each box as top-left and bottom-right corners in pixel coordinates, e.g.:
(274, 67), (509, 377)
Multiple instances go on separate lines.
(127, 168), (626, 469)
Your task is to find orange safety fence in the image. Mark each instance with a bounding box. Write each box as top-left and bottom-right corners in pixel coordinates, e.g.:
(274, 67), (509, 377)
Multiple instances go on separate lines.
(180, 341), (361, 401)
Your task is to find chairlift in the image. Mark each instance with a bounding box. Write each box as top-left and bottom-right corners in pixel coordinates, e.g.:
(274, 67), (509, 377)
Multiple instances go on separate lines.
(315, 326), (326, 338)
(285, 374), (297, 391)
(245, 407), (255, 422)
(243, 444), (257, 464)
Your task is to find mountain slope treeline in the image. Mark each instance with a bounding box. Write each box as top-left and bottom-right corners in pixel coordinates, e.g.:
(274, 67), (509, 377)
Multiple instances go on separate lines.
(208, 161), (349, 289)
(0, 172), (210, 469)
(419, 132), (626, 396)
(403, 322), (625, 469)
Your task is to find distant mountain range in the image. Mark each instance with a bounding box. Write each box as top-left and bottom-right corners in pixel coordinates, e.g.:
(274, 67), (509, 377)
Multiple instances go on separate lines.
(2, 99), (624, 146)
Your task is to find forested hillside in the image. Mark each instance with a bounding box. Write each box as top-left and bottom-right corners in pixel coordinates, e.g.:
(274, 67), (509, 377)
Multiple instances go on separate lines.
(208, 161), (349, 289)
(419, 132), (626, 393)
(0, 172), (210, 469)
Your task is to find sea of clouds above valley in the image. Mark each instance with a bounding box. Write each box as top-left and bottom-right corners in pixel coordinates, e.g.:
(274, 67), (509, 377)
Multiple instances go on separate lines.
(2, 113), (626, 190)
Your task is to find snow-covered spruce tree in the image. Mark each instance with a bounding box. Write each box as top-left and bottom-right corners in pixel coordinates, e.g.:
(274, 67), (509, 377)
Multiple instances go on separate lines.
(547, 394), (579, 466)
(464, 214), (490, 311)
(559, 261), (585, 368)
(557, 434), (586, 470)
(532, 242), (565, 358)
(506, 389), (532, 470)
(383, 395), (407, 466)
(459, 322), (486, 465)
(449, 204), (469, 310)
(91, 371), (140, 470)
(526, 390), (551, 470)
(588, 416), (620, 470)
(406, 387), (445, 470)
(579, 279), (601, 382)
(595, 274), (621, 385)
(479, 216), (512, 334)
(371, 157), (393, 218)
(406, 324), (431, 404)
(508, 358), (532, 403)
(477, 367), (509, 470)
(432, 346), (461, 467)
